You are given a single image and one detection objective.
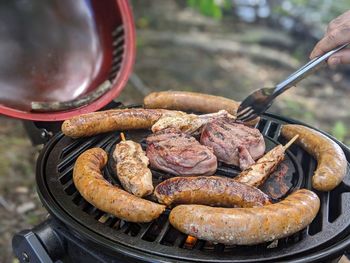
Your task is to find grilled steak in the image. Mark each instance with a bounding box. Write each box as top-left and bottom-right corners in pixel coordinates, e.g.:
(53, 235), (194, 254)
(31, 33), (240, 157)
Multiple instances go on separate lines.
(146, 129), (217, 176)
(200, 117), (265, 170)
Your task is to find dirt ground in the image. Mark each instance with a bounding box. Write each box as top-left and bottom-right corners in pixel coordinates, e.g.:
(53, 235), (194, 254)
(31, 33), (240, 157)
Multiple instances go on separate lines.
(0, 118), (47, 263)
(1, 1), (350, 262)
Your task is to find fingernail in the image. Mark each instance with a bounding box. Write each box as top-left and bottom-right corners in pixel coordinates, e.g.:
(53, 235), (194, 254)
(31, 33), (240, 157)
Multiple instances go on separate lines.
(310, 50), (320, 59)
(328, 57), (340, 66)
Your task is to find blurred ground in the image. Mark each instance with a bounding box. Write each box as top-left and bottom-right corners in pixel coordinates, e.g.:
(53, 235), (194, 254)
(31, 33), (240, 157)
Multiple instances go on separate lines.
(0, 118), (47, 263)
(1, 1), (350, 262)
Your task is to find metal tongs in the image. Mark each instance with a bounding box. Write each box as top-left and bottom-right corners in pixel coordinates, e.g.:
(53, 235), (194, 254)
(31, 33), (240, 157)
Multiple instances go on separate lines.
(236, 43), (349, 122)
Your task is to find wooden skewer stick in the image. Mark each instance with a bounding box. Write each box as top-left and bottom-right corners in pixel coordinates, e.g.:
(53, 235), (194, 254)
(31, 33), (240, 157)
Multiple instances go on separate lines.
(283, 134), (299, 150)
(120, 132), (126, 142)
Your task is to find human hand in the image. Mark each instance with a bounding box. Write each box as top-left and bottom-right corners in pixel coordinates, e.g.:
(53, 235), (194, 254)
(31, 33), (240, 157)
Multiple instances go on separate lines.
(310, 10), (350, 66)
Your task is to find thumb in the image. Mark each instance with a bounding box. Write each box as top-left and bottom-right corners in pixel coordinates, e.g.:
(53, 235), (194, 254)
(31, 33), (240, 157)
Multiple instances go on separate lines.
(327, 49), (350, 66)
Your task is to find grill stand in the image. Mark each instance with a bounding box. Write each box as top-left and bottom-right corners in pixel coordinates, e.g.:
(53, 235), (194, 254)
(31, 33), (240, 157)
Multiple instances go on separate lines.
(13, 217), (140, 263)
(13, 219), (63, 263)
(11, 216), (347, 263)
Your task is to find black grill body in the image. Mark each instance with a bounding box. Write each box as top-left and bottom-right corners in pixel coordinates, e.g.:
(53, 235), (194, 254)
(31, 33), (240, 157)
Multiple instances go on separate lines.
(13, 112), (350, 263)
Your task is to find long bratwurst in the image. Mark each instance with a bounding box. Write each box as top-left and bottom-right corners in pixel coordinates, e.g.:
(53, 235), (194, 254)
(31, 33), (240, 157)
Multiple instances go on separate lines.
(144, 91), (259, 125)
(144, 91), (240, 115)
(73, 148), (165, 223)
(62, 108), (182, 138)
(169, 189), (320, 245)
(281, 124), (347, 191)
(154, 176), (271, 207)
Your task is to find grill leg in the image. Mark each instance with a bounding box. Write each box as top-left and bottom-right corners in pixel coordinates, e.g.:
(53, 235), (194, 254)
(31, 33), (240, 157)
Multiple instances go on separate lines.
(12, 230), (54, 263)
(12, 219), (65, 263)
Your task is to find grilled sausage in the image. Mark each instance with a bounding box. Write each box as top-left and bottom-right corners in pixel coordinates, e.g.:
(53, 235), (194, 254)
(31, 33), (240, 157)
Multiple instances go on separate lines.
(169, 189), (320, 245)
(73, 148), (165, 222)
(144, 91), (240, 114)
(144, 91), (259, 126)
(154, 176), (271, 207)
(113, 140), (154, 197)
(62, 108), (182, 138)
(281, 124), (347, 191)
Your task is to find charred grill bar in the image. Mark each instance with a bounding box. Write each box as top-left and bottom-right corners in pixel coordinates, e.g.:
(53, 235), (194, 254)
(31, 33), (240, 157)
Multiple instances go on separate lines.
(12, 110), (350, 263)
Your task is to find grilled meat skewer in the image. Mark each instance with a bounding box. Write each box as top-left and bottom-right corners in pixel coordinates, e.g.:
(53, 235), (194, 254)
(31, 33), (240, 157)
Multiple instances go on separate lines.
(234, 135), (299, 187)
(113, 133), (154, 197)
(151, 110), (234, 135)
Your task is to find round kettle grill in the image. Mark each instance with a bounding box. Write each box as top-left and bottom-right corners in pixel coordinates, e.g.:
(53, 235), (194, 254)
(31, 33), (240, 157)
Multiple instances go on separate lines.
(2, 1), (350, 263)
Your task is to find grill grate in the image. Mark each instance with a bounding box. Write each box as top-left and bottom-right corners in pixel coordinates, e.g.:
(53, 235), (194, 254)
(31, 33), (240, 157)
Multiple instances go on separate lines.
(36, 111), (350, 262)
(108, 25), (125, 82)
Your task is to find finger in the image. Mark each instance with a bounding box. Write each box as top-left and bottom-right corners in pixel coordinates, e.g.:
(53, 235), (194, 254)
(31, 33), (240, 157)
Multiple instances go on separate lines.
(326, 13), (349, 33)
(327, 20), (341, 33)
(310, 35), (328, 59)
(327, 49), (350, 66)
(327, 21), (346, 34)
(310, 27), (350, 59)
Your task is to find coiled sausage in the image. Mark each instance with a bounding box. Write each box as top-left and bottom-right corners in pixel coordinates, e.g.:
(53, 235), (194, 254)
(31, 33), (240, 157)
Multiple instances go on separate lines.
(281, 124), (347, 191)
(73, 148), (165, 222)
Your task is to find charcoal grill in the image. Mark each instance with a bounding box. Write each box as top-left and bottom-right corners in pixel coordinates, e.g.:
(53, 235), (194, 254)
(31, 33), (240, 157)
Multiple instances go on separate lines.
(12, 108), (350, 263)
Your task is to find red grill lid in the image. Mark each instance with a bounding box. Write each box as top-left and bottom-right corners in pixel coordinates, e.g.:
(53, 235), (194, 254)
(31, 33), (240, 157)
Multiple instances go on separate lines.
(0, 0), (135, 121)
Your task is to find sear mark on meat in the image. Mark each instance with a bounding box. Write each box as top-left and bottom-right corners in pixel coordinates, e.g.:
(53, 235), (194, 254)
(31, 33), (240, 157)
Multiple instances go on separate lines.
(154, 176), (271, 207)
(113, 140), (154, 197)
(200, 116), (265, 170)
(146, 128), (217, 176)
(234, 145), (285, 187)
(260, 163), (290, 200)
(151, 110), (235, 135)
